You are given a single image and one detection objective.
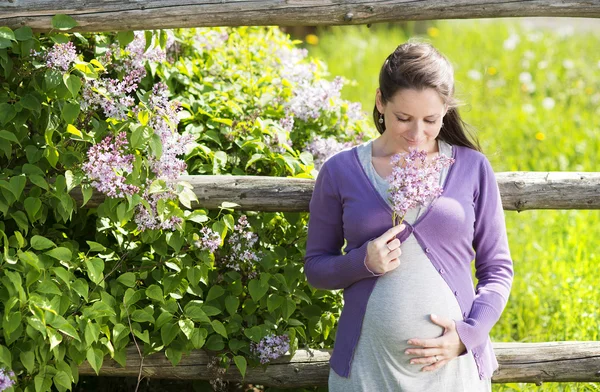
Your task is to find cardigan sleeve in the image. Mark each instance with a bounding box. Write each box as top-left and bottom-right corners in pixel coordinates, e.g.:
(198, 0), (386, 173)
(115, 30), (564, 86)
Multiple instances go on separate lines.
(303, 162), (379, 290)
(455, 156), (514, 352)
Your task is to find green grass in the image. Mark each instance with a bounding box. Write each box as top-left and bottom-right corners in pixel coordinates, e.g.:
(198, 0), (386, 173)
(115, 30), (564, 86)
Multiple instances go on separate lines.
(302, 19), (600, 391)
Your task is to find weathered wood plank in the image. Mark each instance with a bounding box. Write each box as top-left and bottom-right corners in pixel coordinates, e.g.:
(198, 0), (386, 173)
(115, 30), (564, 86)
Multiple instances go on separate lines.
(2, 1), (600, 32)
(78, 341), (600, 385)
(68, 172), (600, 211)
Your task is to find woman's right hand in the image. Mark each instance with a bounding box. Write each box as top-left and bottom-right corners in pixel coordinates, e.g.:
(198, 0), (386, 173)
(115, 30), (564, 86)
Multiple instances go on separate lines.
(365, 224), (406, 274)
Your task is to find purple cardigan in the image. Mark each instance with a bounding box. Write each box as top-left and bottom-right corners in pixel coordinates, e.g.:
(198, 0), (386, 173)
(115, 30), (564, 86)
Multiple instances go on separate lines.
(303, 143), (513, 380)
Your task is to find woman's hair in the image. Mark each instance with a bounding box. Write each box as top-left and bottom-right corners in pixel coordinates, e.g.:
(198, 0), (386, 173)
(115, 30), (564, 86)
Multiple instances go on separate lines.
(373, 39), (481, 152)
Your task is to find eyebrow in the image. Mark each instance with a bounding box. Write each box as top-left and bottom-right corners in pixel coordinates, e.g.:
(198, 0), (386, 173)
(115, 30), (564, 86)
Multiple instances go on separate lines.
(394, 111), (441, 118)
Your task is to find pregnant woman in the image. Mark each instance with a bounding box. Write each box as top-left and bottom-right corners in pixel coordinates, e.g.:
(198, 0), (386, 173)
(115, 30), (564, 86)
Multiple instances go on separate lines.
(304, 40), (514, 391)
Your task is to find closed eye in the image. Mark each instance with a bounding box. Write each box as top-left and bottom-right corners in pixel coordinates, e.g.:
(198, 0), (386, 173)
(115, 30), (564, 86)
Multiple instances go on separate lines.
(397, 117), (437, 124)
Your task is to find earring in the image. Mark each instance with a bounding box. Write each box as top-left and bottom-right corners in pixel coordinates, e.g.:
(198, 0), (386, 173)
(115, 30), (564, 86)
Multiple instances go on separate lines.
(378, 113), (384, 124)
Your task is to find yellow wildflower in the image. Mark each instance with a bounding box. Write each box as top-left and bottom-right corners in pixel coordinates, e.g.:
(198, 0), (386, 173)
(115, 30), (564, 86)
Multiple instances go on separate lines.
(585, 87), (594, 95)
(535, 132), (545, 141)
(427, 27), (440, 38)
(305, 34), (319, 45)
(487, 66), (497, 76)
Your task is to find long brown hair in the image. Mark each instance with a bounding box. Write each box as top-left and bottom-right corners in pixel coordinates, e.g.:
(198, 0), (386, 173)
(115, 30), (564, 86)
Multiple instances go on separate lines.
(373, 39), (481, 152)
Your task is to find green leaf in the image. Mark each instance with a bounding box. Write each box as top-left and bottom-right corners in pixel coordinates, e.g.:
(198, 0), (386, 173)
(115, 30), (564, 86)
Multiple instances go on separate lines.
(0, 103), (16, 125)
(248, 279), (269, 302)
(20, 350), (35, 373)
(184, 302), (210, 323)
(178, 319), (194, 339)
(86, 240), (106, 252)
(29, 175), (49, 190)
(206, 285), (225, 303)
(63, 74), (82, 98)
(53, 370), (72, 391)
(160, 322), (179, 346)
(9, 175), (26, 200)
(233, 355), (247, 379)
(24, 197), (42, 221)
(0, 130), (20, 145)
(205, 334), (224, 351)
(0, 38), (12, 49)
(10, 211), (28, 233)
(211, 319), (227, 338)
(52, 14), (78, 30)
(31, 235), (56, 250)
(61, 102), (80, 124)
(149, 133), (163, 159)
(86, 347), (103, 375)
(14, 26), (33, 41)
(72, 279), (89, 300)
(21, 94), (41, 113)
(35, 373), (52, 392)
(224, 296), (239, 316)
(85, 257), (104, 284)
(131, 309), (155, 324)
(117, 272), (136, 287)
(145, 284), (164, 302)
(267, 293), (284, 313)
(0, 27), (15, 41)
(117, 31), (135, 48)
(46, 247), (72, 261)
(18, 250), (41, 270)
(243, 326), (264, 343)
(36, 279), (62, 295)
(133, 329), (150, 344)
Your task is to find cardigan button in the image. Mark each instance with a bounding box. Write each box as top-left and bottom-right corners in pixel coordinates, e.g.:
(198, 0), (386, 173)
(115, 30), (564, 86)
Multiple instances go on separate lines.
(479, 372), (484, 378)
(474, 353), (480, 359)
(454, 290), (458, 296)
(439, 268), (445, 274)
(425, 247), (430, 253)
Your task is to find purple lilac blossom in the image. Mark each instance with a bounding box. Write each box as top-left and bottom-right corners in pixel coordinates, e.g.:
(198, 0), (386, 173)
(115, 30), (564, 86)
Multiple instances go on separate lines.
(250, 334), (290, 364)
(386, 148), (455, 225)
(134, 182), (183, 231)
(285, 76), (344, 121)
(195, 226), (222, 252)
(194, 28), (230, 52)
(45, 41), (78, 71)
(147, 82), (194, 184)
(219, 215), (261, 272)
(271, 45), (316, 85)
(82, 132), (139, 198)
(304, 135), (355, 171)
(0, 368), (15, 392)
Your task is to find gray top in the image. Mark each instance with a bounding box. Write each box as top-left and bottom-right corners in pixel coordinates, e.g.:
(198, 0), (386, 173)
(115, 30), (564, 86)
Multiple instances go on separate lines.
(328, 138), (491, 391)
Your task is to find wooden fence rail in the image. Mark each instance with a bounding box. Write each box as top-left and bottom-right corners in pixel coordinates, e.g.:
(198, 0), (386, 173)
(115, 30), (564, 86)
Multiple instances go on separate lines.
(68, 172), (600, 211)
(2, 1), (600, 32)
(78, 342), (600, 386)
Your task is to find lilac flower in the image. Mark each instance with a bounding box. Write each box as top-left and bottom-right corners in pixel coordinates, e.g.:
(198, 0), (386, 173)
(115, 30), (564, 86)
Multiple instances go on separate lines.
(219, 215), (261, 272)
(134, 183), (183, 232)
(46, 41), (78, 71)
(195, 226), (222, 252)
(82, 132), (139, 198)
(147, 82), (194, 184)
(0, 368), (15, 392)
(304, 135), (355, 171)
(285, 76), (344, 121)
(386, 148), (455, 226)
(271, 45), (316, 85)
(250, 334), (290, 364)
(194, 28), (230, 52)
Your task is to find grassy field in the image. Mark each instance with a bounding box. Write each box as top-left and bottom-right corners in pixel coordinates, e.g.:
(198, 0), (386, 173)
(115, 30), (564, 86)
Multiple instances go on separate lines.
(303, 19), (600, 392)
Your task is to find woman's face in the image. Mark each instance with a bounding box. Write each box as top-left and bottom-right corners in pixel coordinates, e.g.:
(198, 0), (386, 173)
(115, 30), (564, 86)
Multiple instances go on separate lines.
(376, 87), (447, 154)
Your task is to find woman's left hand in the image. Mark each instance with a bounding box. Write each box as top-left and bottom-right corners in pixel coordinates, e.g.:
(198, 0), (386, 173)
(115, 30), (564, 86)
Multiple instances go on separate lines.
(404, 313), (467, 372)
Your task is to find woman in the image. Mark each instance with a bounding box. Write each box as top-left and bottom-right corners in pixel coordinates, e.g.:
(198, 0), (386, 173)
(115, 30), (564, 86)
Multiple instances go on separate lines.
(303, 40), (514, 391)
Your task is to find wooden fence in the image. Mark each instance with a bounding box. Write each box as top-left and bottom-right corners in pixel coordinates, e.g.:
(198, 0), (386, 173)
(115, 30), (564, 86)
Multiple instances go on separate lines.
(2, 0), (600, 387)
(2, 1), (600, 32)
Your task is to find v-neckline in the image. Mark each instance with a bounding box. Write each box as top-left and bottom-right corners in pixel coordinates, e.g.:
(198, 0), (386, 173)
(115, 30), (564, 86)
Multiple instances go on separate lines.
(352, 142), (458, 228)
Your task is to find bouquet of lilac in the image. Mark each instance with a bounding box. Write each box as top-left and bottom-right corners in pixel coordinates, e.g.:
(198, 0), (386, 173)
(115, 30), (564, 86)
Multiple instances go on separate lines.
(386, 148), (455, 226)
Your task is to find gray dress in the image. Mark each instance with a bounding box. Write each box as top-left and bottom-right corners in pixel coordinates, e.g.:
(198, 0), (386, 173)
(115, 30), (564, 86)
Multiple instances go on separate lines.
(328, 139), (492, 391)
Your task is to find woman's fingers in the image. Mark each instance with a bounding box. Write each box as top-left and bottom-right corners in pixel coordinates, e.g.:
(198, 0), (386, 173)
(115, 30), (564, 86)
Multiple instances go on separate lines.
(420, 358), (450, 372)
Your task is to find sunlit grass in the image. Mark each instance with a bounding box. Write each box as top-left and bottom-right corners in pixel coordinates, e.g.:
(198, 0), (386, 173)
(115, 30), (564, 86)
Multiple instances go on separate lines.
(302, 19), (600, 392)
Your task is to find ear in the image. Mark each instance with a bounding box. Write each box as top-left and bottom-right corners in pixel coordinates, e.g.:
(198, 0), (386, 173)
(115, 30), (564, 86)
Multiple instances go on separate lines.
(375, 88), (385, 114)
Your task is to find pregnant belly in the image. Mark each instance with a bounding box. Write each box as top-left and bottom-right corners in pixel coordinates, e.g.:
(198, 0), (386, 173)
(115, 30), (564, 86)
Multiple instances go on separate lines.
(360, 239), (464, 354)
